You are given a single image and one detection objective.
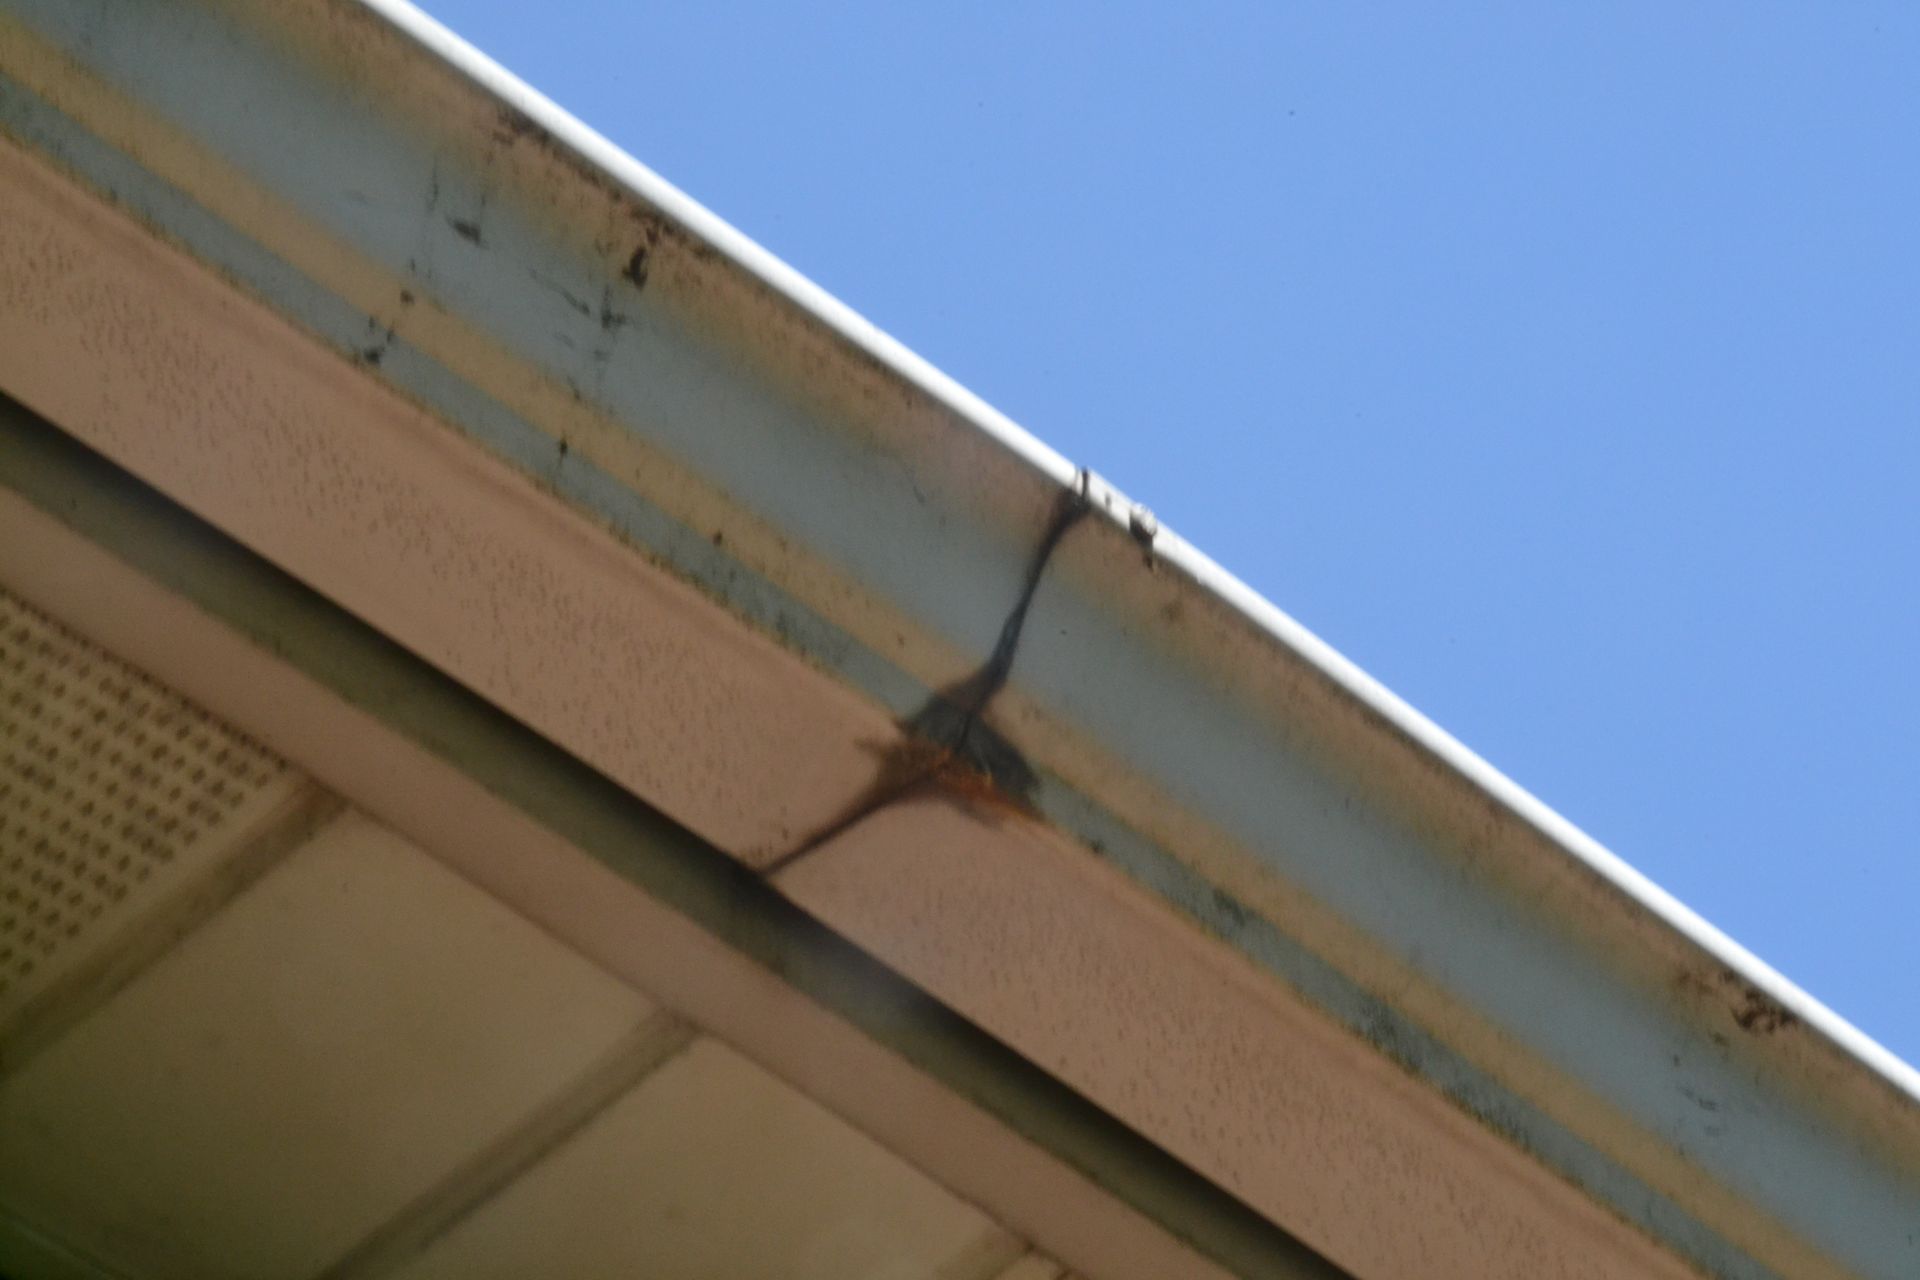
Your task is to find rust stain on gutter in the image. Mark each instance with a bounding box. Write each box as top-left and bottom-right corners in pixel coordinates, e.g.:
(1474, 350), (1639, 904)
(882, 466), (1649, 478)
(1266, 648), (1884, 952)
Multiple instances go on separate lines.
(764, 479), (1092, 874)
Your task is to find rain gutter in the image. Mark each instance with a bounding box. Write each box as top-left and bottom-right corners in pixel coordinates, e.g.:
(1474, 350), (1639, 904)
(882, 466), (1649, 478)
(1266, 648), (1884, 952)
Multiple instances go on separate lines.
(1, 2), (1915, 1276)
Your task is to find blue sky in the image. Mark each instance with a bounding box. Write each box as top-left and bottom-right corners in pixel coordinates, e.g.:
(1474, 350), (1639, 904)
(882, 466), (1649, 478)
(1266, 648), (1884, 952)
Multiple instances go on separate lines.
(420, 2), (1920, 1064)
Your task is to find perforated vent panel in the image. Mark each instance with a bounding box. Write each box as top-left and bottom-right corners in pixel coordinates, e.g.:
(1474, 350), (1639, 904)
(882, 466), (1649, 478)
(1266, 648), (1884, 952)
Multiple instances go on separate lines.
(0, 589), (297, 1017)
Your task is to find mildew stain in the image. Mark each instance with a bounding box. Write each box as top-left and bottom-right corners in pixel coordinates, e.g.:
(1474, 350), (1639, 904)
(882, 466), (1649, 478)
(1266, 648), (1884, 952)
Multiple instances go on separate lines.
(1676, 966), (1800, 1038)
(622, 241), (650, 291)
(356, 319), (396, 367)
(1731, 986), (1797, 1035)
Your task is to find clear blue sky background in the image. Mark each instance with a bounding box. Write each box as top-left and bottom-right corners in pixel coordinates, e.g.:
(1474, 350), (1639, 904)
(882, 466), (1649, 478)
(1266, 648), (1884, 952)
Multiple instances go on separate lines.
(421, 2), (1919, 1064)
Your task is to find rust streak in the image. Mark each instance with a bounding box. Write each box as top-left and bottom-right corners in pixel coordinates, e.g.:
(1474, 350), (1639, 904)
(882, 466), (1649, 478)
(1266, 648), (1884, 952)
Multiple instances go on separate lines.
(761, 477), (1090, 875)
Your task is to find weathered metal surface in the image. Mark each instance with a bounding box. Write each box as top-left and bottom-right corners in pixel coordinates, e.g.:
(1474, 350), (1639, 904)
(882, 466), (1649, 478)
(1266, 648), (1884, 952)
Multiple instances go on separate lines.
(1, 1), (1916, 1276)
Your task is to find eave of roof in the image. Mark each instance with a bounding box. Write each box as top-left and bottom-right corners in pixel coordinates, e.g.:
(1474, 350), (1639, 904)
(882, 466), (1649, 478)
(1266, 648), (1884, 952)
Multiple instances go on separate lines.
(1, 2), (1915, 1276)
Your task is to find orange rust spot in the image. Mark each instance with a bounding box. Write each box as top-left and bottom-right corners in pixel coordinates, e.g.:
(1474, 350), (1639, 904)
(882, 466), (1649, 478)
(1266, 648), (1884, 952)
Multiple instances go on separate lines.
(921, 749), (1036, 821)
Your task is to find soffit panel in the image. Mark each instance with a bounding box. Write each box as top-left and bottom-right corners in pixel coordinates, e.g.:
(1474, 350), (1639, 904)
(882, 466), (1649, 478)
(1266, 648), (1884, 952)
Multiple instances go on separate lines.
(0, 807), (653, 1279)
(0, 590), (312, 1042)
(394, 1038), (1025, 1280)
